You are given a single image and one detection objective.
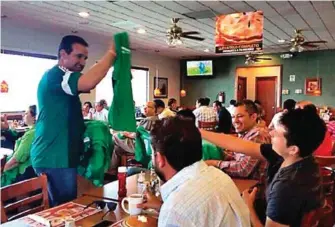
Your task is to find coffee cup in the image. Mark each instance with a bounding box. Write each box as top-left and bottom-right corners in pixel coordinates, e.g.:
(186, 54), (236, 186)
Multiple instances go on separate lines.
(121, 194), (143, 215)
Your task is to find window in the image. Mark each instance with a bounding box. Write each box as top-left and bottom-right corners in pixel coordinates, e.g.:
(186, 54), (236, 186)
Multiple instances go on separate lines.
(95, 67), (148, 107)
(0, 51), (57, 112)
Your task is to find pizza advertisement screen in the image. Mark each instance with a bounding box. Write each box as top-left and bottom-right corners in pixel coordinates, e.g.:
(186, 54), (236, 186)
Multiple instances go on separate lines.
(186, 60), (213, 77)
(215, 11), (264, 53)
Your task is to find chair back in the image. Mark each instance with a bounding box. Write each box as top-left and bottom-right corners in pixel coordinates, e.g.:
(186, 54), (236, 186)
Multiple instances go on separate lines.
(198, 121), (217, 131)
(0, 174), (49, 223)
(301, 209), (319, 227)
(315, 155), (335, 167)
(314, 155), (335, 222)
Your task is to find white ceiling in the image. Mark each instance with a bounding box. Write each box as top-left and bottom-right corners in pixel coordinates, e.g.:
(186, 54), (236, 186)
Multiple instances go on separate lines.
(1, 1), (335, 59)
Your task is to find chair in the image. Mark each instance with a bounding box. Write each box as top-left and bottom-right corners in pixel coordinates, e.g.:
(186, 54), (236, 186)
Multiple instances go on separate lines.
(301, 209), (319, 227)
(314, 156), (335, 224)
(198, 121), (217, 131)
(0, 174), (49, 223)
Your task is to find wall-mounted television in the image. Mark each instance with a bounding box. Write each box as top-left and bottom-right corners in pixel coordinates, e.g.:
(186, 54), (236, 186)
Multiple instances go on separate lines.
(186, 60), (213, 77)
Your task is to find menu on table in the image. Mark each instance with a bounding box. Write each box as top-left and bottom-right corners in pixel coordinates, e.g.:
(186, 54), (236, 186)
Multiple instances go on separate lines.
(21, 202), (101, 227)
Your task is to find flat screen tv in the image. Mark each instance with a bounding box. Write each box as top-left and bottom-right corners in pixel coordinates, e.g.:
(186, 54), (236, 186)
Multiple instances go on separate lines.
(186, 60), (213, 77)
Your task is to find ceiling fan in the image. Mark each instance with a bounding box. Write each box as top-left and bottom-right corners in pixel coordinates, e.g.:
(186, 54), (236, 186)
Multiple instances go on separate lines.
(245, 53), (272, 65)
(166, 18), (205, 46)
(284, 29), (327, 53)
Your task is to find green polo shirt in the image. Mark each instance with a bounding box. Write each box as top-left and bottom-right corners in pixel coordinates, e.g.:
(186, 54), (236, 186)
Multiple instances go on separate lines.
(31, 65), (85, 168)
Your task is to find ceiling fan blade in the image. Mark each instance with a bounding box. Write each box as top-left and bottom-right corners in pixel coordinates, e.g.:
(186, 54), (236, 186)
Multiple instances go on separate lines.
(303, 40), (327, 44)
(301, 43), (319, 48)
(182, 35), (205, 41)
(256, 58), (272, 60)
(181, 31), (200, 35)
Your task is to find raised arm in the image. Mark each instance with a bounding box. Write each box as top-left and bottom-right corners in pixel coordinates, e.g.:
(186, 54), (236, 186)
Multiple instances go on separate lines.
(78, 44), (116, 92)
(200, 129), (265, 160)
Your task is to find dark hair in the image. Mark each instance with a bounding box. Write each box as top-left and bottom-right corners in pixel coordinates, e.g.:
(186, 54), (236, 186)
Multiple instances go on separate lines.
(29, 105), (37, 118)
(177, 109), (196, 123)
(151, 117), (202, 171)
(213, 100), (222, 108)
(230, 99), (237, 105)
(58, 35), (88, 58)
(197, 98), (206, 106)
(168, 98), (177, 107)
(204, 97), (210, 106)
(97, 99), (107, 107)
(280, 108), (326, 157)
(254, 100), (261, 105)
(303, 104), (317, 115)
(283, 99), (296, 111)
(234, 99), (258, 115)
(154, 99), (165, 109)
(84, 101), (93, 109)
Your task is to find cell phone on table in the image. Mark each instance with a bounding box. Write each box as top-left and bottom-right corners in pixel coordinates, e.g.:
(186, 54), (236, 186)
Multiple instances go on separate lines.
(91, 220), (115, 227)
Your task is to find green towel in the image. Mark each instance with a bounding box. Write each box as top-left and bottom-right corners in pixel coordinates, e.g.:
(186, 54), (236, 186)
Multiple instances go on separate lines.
(133, 127), (223, 169)
(201, 139), (224, 160)
(108, 32), (136, 132)
(78, 120), (114, 186)
(134, 126), (153, 168)
(1, 121), (113, 187)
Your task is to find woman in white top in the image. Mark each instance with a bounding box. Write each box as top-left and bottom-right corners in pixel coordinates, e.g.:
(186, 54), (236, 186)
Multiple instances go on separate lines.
(82, 101), (94, 120)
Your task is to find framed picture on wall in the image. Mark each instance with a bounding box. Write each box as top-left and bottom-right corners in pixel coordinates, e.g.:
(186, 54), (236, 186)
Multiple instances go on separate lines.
(305, 78), (322, 96)
(153, 77), (168, 98)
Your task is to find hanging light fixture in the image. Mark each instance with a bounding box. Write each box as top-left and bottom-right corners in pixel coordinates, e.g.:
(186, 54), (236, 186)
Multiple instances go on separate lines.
(180, 67), (186, 97)
(0, 49), (9, 93)
(154, 64), (161, 96)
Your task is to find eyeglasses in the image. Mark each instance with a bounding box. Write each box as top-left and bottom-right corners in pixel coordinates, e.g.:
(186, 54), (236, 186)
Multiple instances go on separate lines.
(84, 200), (118, 220)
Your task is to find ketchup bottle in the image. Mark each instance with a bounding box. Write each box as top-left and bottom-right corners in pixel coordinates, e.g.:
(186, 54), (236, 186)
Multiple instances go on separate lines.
(118, 166), (127, 198)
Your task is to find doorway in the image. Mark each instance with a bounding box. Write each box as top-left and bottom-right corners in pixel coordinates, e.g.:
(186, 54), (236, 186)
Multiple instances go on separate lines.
(255, 76), (277, 125)
(237, 76), (247, 102)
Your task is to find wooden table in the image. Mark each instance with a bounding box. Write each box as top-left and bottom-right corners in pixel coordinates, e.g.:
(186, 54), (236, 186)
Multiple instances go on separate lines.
(2, 174), (258, 226)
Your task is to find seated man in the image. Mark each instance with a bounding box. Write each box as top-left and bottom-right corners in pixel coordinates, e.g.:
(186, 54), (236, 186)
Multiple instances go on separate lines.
(206, 100), (271, 181)
(193, 97), (217, 127)
(167, 98), (178, 113)
(93, 99), (109, 122)
(154, 99), (175, 119)
(201, 108), (325, 226)
(268, 99), (296, 130)
(213, 100), (232, 134)
(138, 117), (250, 227)
(110, 101), (158, 169)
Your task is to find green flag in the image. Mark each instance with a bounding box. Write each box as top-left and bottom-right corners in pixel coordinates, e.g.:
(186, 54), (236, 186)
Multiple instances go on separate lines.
(108, 32), (136, 132)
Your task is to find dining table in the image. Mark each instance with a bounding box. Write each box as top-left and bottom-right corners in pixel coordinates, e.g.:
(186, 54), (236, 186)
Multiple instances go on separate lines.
(2, 173), (258, 227)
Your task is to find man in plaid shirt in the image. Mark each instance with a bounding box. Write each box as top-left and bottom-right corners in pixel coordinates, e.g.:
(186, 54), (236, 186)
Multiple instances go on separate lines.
(206, 100), (271, 181)
(193, 97), (217, 127)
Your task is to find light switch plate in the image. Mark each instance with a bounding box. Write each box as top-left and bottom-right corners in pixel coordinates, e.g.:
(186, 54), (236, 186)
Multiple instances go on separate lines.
(289, 75), (295, 82)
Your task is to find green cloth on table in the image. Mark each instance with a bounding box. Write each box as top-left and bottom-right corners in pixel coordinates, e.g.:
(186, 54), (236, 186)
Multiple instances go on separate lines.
(133, 126), (223, 169)
(201, 139), (224, 160)
(78, 120), (114, 187)
(1, 127), (35, 187)
(108, 32), (136, 132)
(134, 126), (153, 168)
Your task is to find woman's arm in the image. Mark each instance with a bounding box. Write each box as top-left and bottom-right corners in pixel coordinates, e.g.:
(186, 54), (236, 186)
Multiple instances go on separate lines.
(200, 129), (265, 160)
